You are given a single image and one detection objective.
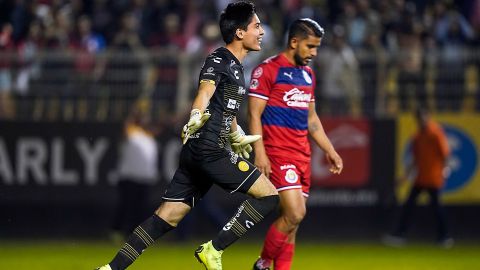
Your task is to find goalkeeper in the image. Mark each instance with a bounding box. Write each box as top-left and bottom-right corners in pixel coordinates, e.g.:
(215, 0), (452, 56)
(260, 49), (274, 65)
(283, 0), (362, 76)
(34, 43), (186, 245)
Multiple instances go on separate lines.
(96, 2), (278, 270)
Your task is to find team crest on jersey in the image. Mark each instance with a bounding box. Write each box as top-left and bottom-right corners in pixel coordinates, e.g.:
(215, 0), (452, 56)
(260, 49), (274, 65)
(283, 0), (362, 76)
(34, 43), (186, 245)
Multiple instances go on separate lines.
(250, 79), (259, 89)
(302, 70), (312, 84)
(238, 161), (249, 172)
(284, 169), (298, 184)
(253, 67), (263, 78)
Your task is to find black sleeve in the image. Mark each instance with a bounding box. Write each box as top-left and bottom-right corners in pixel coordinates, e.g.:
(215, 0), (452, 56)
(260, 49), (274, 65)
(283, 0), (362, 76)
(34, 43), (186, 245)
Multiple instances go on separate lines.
(198, 53), (228, 87)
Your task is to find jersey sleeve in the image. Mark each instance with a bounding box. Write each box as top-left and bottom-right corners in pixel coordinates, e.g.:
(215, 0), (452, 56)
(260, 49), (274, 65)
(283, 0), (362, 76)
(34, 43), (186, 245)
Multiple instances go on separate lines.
(198, 53), (227, 86)
(248, 63), (275, 100)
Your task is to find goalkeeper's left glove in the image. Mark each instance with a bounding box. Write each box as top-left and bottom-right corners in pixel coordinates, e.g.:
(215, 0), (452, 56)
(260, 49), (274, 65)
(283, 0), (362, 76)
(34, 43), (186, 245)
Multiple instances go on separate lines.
(229, 125), (261, 159)
(181, 109), (211, 144)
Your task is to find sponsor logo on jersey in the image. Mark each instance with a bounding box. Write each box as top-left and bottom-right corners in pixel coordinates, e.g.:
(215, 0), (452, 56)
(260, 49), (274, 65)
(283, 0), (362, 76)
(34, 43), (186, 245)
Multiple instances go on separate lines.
(253, 67), (263, 78)
(283, 71), (293, 80)
(283, 88), (311, 108)
(234, 70), (240, 80)
(212, 57), (222, 63)
(238, 86), (246, 95)
(224, 115), (234, 130)
(238, 161), (249, 172)
(280, 164), (296, 170)
(302, 70), (312, 84)
(229, 150), (239, 164)
(203, 66), (215, 76)
(285, 169), (299, 184)
(227, 98), (237, 109)
(250, 79), (259, 89)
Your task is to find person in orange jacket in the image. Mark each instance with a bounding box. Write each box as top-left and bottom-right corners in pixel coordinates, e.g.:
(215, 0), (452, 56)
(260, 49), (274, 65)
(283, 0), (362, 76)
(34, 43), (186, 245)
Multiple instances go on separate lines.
(384, 108), (453, 248)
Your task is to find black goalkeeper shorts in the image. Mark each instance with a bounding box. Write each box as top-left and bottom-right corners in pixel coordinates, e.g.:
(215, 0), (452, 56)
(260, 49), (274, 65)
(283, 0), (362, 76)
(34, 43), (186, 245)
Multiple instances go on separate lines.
(162, 140), (261, 207)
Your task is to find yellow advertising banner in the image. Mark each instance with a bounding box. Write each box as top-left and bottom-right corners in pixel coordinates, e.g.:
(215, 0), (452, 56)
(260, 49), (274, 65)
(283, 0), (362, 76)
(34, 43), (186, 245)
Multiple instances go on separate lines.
(396, 114), (480, 204)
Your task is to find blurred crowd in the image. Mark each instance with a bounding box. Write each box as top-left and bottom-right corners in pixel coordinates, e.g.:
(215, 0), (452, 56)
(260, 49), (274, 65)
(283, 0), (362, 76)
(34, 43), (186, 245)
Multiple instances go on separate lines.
(1, 0), (479, 52)
(1, 0), (480, 120)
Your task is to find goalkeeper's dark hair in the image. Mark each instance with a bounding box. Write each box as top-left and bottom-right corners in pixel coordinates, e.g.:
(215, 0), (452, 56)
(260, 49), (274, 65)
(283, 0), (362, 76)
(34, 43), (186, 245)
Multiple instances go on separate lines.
(287, 18), (324, 42)
(219, 1), (256, 44)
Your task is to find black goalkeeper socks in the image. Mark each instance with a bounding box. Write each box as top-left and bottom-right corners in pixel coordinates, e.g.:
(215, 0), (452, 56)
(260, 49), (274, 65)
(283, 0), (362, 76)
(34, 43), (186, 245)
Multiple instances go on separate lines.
(109, 215), (174, 270)
(212, 195), (279, 251)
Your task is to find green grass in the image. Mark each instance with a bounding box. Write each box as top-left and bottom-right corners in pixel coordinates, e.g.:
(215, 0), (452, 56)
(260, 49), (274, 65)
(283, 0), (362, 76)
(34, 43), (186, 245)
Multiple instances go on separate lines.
(1, 240), (479, 270)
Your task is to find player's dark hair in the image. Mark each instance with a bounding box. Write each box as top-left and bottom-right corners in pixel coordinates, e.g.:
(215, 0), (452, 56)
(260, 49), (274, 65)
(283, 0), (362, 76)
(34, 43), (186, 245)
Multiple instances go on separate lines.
(219, 1), (256, 44)
(287, 18), (324, 42)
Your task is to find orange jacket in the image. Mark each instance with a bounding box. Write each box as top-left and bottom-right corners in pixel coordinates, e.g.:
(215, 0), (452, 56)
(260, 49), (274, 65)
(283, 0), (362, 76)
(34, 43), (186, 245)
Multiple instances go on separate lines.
(413, 120), (450, 189)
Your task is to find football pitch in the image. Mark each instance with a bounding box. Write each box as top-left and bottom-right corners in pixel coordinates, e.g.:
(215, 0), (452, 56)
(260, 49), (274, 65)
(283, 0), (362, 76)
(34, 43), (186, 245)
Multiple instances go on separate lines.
(1, 240), (479, 270)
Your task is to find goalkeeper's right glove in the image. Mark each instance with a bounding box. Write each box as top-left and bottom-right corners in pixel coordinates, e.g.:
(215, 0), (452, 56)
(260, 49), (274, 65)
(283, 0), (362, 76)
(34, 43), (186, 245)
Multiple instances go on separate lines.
(229, 126), (261, 159)
(181, 109), (211, 144)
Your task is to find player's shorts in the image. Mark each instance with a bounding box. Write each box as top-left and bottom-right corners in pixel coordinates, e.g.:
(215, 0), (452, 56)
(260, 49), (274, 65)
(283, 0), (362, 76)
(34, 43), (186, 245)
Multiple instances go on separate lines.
(269, 155), (311, 197)
(162, 140), (261, 207)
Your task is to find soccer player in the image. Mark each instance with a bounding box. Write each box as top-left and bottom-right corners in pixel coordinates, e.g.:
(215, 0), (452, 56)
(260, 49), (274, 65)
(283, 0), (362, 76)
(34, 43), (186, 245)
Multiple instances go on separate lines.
(95, 2), (279, 270)
(248, 19), (343, 270)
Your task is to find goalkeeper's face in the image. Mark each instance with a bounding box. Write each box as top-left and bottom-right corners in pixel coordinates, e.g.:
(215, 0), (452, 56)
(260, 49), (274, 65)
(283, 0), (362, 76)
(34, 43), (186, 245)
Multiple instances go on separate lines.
(241, 14), (265, 52)
(294, 35), (322, 66)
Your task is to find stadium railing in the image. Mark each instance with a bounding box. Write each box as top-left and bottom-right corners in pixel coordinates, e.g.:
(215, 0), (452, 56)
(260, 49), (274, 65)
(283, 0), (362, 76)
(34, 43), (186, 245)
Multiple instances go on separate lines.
(0, 47), (478, 122)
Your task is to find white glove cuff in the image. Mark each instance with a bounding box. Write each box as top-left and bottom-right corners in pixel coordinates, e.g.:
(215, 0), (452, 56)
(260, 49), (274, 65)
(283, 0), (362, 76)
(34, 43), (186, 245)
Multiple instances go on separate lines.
(236, 124), (246, 136)
(190, 109), (201, 120)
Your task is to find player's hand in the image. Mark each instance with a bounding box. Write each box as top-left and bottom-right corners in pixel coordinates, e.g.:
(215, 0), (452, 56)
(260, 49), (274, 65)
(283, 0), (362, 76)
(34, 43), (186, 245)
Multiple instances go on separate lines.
(181, 109), (211, 144)
(229, 130), (261, 159)
(326, 151), (343, 174)
(254, 152), (272, 178)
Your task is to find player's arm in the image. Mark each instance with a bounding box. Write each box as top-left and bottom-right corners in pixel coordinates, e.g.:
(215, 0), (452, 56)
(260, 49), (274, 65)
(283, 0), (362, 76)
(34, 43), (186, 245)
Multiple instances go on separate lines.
(181, 81), (215, 144)
(308, 102), (343, 174)
(192, 81), (216, 112)
(231, 117), (238, 132)
(248, 96), (271, 177)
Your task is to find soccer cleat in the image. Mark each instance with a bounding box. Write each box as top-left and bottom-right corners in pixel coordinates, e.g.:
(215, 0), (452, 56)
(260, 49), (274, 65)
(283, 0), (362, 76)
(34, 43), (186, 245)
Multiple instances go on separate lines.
(194, 240), (223, 270)
(94, 264), (112, 270)
(253, 257), (271, 270)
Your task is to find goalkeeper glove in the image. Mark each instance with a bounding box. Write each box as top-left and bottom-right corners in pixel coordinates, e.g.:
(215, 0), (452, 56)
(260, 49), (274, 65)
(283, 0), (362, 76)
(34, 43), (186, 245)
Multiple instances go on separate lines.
(229, 125), (261, 159)
(181, 109), (211, 144)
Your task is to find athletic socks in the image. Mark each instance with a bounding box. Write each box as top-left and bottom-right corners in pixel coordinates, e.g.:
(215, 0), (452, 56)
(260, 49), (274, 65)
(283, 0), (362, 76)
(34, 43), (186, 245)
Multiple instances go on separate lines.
(260, 224), (289, 261)
(274, 243), (295, 270)
(212, 195), (279, 251)
(109, 215), (174, 270)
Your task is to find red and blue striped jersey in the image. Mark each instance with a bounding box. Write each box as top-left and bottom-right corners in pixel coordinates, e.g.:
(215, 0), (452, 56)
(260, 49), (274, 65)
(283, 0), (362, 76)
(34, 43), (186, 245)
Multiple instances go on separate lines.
(248, 54), (316, 161)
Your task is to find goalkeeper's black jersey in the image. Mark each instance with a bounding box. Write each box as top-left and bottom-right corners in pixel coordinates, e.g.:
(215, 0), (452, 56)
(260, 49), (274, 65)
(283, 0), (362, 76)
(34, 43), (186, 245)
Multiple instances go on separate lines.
(192, 47), (247, 148)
